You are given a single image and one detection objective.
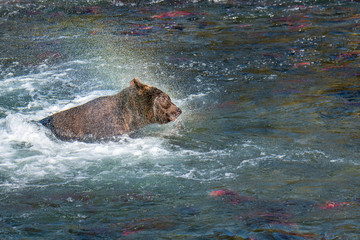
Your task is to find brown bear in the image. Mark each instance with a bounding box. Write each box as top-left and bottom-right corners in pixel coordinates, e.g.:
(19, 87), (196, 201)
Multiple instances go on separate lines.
(39, 78), (182, 142)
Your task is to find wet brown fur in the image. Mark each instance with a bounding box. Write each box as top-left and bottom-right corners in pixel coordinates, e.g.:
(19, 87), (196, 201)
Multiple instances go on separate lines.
(39, 78), (182, 142)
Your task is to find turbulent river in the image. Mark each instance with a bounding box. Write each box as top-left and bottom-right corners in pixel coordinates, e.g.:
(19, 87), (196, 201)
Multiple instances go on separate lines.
(0, 0), (359, 239)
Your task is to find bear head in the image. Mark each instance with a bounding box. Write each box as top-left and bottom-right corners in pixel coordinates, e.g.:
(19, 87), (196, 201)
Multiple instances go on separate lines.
(130, 78), (182, 124)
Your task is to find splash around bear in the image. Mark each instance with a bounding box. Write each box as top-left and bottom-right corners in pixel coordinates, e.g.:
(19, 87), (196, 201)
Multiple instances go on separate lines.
(39, 78), (182, 142)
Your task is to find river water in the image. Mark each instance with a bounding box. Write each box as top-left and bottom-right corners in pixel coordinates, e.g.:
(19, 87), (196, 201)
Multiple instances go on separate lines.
(0, 0), (359, 239)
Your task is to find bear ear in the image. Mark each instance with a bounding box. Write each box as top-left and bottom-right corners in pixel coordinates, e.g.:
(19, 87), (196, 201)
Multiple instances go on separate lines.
(130, 78), (145, 91)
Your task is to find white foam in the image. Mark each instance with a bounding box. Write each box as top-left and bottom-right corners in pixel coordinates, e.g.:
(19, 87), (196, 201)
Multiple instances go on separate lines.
(0, 108), (190, 186)
(0, 105), (238, 186)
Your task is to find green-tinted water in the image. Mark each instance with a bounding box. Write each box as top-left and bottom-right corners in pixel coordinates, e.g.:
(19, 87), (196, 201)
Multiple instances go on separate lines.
(0, 0), (359, 239)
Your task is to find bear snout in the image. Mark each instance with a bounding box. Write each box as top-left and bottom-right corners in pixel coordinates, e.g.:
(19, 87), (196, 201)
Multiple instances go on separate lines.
(167, 107), (182, 121)
(176, 107), (182, 117)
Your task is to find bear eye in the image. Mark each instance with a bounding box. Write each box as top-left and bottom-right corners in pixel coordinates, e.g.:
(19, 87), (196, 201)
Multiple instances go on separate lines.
(159, 95), (171, 108)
